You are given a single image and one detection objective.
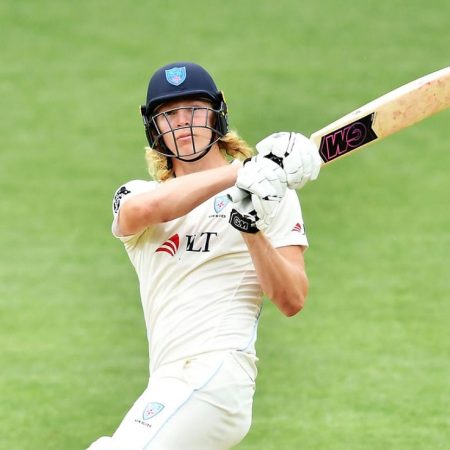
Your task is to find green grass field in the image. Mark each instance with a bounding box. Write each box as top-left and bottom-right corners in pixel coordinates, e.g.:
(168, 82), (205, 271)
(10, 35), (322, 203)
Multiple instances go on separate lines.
(1, 0), (449, 448)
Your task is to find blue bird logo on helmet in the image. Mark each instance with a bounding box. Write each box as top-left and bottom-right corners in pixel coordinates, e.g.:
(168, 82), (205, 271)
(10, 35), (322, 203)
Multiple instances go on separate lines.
(165, 67), (187, 86)
(140, 62), (229, 163)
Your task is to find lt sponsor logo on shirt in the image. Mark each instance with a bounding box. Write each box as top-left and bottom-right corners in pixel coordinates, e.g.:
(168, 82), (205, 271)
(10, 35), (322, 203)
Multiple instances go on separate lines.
(155, 232), (218, 256)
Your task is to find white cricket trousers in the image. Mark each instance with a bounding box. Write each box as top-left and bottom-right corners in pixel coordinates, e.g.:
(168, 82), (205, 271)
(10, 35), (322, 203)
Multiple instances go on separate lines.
(87, 350), (257, 450)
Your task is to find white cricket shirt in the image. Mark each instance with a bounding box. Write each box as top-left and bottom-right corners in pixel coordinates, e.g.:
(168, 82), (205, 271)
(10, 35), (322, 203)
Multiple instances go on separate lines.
(112, 180), (308, 374)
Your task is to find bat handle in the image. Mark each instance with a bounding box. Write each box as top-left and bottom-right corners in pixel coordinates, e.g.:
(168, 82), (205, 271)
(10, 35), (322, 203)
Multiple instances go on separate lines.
(227, 186), (249, 202)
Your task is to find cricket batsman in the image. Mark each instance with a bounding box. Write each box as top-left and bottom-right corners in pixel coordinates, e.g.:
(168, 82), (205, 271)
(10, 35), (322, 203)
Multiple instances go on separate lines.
(87, 61), (321, 449)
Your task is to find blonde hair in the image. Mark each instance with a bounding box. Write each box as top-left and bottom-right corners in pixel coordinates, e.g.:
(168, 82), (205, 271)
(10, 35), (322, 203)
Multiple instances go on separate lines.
(145, 131), (255, 182)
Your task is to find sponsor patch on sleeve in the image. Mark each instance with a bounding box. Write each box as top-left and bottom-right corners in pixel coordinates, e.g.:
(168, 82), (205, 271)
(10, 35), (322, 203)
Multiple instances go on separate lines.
(113, 186), (131, 213)
(291, 222), (306, 235)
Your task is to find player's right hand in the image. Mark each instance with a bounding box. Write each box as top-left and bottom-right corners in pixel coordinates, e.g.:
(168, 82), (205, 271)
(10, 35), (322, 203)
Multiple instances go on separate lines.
(228, 156), (287, 233)
(256, 132), (322, 189)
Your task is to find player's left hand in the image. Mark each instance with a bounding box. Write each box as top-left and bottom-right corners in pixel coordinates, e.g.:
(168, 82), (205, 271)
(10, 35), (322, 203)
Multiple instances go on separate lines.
(256, 132), (322, 189)
(228, 156), (287, 233)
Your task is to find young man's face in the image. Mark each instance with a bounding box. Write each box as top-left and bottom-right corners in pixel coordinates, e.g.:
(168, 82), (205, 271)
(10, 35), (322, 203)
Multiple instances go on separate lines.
(154, 99), (215, 160)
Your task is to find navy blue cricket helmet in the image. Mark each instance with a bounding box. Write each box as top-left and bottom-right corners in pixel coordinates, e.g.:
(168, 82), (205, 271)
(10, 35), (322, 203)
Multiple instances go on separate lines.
(140, 62), (229, 161)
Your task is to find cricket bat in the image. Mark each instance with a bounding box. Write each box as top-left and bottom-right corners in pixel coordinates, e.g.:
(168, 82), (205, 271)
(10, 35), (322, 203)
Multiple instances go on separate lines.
(228, 66), (450, 203)
(311, 66), (450, 165)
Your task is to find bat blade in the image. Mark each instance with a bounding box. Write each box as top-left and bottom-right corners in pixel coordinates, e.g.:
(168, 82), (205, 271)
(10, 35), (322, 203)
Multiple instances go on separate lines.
(310, 66), (450, 164)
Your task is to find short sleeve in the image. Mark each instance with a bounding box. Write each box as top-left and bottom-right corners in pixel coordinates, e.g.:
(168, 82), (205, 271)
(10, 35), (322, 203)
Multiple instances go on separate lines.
(111, 179), (158, 241)
(264, 189), (309, 249)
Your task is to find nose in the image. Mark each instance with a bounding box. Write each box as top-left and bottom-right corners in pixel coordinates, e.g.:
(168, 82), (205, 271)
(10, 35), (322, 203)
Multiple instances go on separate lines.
(173, 108), (192, 127)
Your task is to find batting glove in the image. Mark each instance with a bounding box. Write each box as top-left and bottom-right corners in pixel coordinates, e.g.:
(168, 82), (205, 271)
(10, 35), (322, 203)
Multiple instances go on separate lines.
(256, 132), (322, 189)
(228, 156), (287, 233)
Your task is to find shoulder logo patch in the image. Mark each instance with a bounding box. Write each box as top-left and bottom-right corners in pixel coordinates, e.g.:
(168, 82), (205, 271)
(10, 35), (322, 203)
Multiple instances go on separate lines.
(292, 222), (305, 234)
(165, 67), (186, 86)
(113, 186), (131, 213)
(155, 234), (180, 256)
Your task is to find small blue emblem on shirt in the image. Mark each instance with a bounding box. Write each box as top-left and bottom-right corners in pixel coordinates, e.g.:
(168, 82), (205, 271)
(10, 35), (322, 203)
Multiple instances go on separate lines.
(143, 402), (165, 420)
(214, 195), (230, 213)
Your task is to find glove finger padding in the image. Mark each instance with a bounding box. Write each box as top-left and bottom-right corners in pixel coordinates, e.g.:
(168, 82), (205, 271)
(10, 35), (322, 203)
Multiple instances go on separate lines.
(229, 156), (287, 233)
(235, 157), (287, 200)
(254, 164), (286, 199)
(284, 144), (311, 189)
(283, 146), (304, 188)
(251, 193), (280, 231)
(256, 132), (322, 190)
(287, 138), (322, 189)
(256, 132), (294, 160)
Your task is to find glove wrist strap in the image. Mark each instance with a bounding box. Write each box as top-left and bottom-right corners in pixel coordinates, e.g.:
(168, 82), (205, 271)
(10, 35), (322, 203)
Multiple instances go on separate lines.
(229, 209), (259, 234)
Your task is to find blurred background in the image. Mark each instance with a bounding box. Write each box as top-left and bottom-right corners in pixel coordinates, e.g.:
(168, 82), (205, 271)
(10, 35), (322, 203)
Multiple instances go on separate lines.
(1, 0), (449, 448)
